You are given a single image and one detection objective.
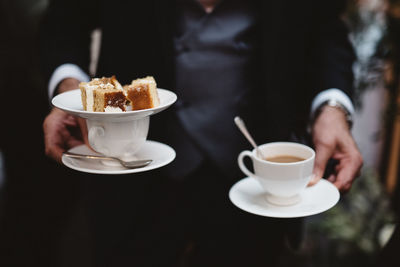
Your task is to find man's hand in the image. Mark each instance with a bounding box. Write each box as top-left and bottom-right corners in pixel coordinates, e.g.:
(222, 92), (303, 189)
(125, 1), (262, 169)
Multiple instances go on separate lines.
(43, 108), (88, 163)
(308, 106), (363, 193)
(43, 78), (88, 163)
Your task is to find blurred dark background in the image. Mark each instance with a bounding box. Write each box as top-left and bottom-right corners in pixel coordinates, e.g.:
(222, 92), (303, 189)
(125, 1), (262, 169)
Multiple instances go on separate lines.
(0, 1), (92, 266)
(1, 0), (400, 266)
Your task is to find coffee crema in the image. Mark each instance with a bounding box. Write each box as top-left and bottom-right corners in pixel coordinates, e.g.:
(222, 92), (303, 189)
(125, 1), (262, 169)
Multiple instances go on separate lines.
(265, 155), (305, 163)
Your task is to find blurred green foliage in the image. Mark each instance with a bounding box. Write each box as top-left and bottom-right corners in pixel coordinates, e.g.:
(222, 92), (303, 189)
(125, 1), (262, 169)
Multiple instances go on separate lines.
(302, 168), (395, 267)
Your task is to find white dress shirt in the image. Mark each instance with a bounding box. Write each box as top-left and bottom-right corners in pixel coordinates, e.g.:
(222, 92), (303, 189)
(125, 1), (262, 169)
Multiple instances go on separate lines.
(49, 63), (355, 118)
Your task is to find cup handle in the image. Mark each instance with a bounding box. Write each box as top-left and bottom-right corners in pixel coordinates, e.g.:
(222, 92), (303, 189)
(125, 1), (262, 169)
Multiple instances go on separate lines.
(238, 150), (256, 178)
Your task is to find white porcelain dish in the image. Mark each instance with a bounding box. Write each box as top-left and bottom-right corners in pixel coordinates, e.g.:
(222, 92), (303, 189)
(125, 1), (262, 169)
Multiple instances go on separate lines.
(52, 88), (177, 121)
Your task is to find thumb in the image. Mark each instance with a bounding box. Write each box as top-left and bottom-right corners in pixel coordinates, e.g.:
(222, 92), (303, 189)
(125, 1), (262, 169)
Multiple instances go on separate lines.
(309, 143), (334, 186)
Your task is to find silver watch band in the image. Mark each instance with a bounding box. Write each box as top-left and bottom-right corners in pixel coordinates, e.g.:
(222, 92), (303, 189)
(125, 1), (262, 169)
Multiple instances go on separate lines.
(312, 99), (353, 129)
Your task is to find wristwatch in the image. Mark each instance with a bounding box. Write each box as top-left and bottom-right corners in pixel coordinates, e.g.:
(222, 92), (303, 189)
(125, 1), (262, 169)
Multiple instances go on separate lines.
(312, 99), (353, 129)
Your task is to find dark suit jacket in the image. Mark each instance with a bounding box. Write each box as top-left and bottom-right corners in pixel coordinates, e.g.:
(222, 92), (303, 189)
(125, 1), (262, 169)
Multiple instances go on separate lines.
(40, 0), (355, 179)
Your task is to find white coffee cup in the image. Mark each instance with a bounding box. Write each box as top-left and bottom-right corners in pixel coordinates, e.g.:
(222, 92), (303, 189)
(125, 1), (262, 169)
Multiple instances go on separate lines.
(238, 142), (315, 206)
(86, 116), (149, 162)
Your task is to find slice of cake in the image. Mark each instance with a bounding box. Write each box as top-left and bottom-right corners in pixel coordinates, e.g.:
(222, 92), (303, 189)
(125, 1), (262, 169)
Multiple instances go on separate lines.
(79, 76), (127, 112)
(124, 76), (160, 111)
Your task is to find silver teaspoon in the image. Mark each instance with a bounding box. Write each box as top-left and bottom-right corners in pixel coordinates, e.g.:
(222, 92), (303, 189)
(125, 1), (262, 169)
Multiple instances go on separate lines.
(234, 116), (266, 159)
(63, 152), (152, 169)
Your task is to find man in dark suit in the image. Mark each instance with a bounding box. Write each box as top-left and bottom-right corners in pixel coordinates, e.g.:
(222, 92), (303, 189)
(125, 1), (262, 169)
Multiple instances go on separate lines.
(40, 0), (363, 266)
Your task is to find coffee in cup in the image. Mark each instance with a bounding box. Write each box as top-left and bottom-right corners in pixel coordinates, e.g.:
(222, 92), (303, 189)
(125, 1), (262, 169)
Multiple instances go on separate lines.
(264, 155), (305, 163)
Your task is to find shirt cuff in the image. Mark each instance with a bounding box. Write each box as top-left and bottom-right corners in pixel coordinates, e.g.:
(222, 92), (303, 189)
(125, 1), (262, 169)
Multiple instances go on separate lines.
(311, 88), (354, 117)
(48, 63), (90, 99)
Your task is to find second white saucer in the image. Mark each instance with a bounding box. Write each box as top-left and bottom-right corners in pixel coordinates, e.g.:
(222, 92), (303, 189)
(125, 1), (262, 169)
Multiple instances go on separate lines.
(229, 177), (340, 218)
(62, 140), (175, 175)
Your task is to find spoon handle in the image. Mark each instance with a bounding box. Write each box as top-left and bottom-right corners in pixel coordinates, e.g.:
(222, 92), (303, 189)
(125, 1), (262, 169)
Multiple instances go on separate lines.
(63, 151), (116, 161)
(234, 116), (265, 158)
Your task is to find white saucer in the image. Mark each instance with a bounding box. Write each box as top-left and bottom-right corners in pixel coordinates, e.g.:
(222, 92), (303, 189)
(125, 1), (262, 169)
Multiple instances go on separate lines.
(61, 140), (176, 175)
(229, 177), (340, 218)
(52, 88), (177, 120)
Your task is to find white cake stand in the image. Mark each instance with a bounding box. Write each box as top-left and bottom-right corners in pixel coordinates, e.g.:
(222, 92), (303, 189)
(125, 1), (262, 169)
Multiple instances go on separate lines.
(52, 88), (177, 121)
(51, 88), (177, 174)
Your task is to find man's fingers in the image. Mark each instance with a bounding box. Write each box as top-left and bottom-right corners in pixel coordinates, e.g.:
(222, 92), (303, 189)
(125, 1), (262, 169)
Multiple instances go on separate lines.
(44, 132), (65, 163)
(307, 174), (321, 187)
(312, 143), (335, 182)
(310, 174), (336, 188)
(64, 115), (79, 127)
(334, 164), (362, 193)
(335, 136), (363, 192)
(43, 111), (64, 163)
(333, 153), (363, 193)
(43, 109), (85, 163)
(308, 144), (334, 187)
(77, 118), (89, 146)
(67, 137), (84, 149)
(327, 174), (336, 183)
(47, 147), (64, 164)
(333, 168), (354, 193)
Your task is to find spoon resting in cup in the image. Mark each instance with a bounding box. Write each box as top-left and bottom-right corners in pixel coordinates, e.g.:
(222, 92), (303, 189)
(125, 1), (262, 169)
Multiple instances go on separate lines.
(234, 116), (266, 159)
